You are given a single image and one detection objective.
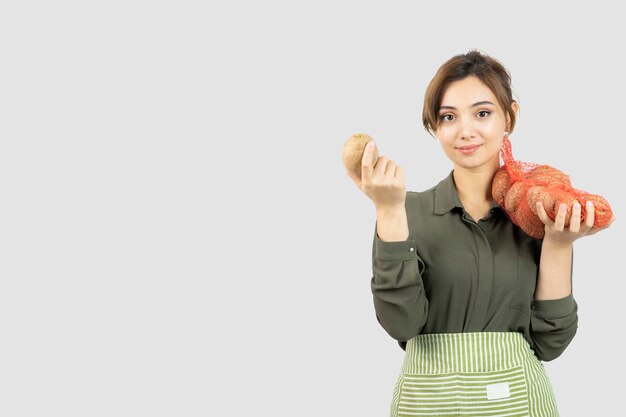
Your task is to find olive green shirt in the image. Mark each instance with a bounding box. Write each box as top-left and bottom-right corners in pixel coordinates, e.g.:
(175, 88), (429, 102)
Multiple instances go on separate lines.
(371, 169), (578, 362)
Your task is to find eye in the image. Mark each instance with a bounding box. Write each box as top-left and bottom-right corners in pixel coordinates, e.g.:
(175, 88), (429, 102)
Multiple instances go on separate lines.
(478, 110), (490, 118)
(440, 114), (454, 121)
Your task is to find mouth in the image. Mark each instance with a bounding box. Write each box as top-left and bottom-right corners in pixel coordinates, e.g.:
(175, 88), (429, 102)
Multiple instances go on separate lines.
(456, 144), (482, 154)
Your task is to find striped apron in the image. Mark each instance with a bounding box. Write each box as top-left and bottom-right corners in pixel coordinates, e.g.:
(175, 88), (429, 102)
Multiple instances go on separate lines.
(389, 332), (559, 417)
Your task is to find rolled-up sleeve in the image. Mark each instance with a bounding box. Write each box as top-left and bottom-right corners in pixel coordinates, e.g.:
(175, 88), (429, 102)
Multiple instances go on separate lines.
(529, 292), (578, 361)
(370, 223), (429, 345)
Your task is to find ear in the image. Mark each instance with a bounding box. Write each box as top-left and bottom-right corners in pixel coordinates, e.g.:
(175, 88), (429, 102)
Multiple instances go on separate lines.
(506, 101), (519, 132)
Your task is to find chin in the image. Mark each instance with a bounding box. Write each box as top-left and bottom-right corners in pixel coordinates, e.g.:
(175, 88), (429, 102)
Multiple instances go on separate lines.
(456, 155), (498, 169)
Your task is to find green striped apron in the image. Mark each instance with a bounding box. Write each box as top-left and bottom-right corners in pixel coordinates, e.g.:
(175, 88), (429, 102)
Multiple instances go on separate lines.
(389, 332), (559, 417)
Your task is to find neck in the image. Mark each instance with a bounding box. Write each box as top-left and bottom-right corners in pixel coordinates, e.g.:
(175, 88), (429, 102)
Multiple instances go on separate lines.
(452, 160), (500, 206)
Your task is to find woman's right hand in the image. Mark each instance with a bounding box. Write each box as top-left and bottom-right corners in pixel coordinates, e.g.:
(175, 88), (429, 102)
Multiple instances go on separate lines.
(346, 141), (406, 211)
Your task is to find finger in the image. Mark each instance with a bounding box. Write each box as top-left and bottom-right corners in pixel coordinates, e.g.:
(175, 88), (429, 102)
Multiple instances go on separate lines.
(360, 141), (376, 179)
(569, 201), (582, 233)
(385, 160), (396, 177)
(396, 165), (405, 183)
(535, 202), (550, 224)
(372, 155), (389, 177)
(586, 212), (615, 236)
(585, 201), (595, 229)
(555, 203), (567, 232)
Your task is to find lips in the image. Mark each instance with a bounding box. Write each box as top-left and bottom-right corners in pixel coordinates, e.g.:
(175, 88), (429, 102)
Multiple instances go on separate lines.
(457, 144), (482, 155)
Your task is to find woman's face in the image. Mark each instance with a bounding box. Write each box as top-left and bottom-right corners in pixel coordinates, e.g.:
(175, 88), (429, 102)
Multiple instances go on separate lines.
(435, 75), (517, 171)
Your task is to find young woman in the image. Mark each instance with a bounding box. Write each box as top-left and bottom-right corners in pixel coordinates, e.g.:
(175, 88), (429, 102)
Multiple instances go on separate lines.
(346, 50), (615, 416)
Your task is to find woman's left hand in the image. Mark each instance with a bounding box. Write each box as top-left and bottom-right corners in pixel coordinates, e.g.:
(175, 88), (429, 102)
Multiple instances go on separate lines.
(536, 201), (616, 247)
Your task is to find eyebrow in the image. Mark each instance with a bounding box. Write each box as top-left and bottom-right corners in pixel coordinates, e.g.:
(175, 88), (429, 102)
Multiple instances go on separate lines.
(439, 101), (495, 111)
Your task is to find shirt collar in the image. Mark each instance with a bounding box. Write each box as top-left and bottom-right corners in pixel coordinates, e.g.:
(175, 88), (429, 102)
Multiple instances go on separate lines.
(433, 169), (502, 216)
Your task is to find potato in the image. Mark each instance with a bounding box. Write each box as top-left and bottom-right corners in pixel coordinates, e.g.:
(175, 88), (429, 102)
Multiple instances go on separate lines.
(504, 181), (525, 213)
(491, 166), (511, 208)
(342, 133), (379, 178)
(585, 193), (612, 226)
(526, 164), (571, 187)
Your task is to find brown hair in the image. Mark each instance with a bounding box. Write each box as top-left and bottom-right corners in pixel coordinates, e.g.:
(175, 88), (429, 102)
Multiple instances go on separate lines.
(422, 49), (518, 139)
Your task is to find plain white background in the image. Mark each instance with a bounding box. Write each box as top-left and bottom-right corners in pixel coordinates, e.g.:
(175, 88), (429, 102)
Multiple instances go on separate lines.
(1, 1), (623, 416)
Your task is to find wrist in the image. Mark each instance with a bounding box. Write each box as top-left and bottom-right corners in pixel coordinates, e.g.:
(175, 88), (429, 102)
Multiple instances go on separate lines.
(542, 238), (573, 251)
(376, 204), (405, 217)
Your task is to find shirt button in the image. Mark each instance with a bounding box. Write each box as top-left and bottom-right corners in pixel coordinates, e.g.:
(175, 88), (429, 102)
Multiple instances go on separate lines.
(409, 247), (414, 252)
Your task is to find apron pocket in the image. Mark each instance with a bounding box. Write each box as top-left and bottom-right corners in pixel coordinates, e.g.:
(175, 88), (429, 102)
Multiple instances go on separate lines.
(398, 364), (530, 416)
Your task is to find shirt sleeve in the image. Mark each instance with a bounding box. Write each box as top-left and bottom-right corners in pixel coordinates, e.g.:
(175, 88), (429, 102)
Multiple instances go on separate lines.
(370, 222), (429, 347)
(529, 247), (578, 362)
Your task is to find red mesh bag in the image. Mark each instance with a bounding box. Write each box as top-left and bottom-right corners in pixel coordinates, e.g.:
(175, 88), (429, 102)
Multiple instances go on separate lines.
(492, 136), (613, 239)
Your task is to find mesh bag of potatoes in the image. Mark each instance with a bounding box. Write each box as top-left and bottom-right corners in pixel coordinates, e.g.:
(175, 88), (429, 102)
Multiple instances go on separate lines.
(493, 135), (613, 238)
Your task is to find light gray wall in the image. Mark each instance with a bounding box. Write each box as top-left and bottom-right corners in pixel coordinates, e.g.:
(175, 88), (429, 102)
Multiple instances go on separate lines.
(1, 1), (622, 416)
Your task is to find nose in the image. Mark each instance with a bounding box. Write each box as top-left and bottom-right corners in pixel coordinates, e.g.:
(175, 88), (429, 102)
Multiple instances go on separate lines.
(459, 116), (476, 140)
